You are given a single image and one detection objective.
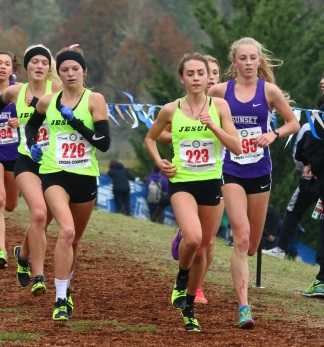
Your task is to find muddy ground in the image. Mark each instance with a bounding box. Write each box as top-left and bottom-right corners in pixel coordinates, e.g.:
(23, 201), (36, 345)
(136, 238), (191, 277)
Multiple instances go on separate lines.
(1, 218), (324, 347)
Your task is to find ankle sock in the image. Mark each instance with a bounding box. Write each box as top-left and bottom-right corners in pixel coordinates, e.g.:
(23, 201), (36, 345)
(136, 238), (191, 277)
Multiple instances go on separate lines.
(55, 278), (68, 301)
(239, 304), (249, 311)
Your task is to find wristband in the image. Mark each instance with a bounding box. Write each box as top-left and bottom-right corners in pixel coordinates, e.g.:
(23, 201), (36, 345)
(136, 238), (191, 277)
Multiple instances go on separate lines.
(273, 129), (280, 138)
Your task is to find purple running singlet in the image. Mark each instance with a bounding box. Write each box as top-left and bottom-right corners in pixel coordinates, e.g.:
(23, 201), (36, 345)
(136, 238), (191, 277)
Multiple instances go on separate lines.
(0, 103), (19, 162)
(224, 79), (272, 178)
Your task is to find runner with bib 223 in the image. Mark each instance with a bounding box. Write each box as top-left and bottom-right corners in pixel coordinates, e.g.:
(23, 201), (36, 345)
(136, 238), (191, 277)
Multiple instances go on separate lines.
(145, 52), (241, 332)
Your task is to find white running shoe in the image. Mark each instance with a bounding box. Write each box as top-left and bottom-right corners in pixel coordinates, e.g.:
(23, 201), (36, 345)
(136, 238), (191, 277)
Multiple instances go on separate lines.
(262, 246), (285, 258)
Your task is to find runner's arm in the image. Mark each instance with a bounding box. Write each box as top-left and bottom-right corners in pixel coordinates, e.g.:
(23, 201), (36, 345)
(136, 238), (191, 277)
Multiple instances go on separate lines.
(145, 103), (176, 177)
(200, 98), (242, 155)
(25, 95), (51, 148)
(266, 83), (300, 138)
(0, 84), (21, 109)
(157, 123), (172, 144)
(66, 92), (110, 152)
(208, 82), (227, 98)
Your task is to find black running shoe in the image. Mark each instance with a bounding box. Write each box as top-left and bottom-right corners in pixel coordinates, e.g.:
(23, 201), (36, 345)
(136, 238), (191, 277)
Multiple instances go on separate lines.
(66, 288), (74, 318)
(0, 249), (7, 269)
(181, 306), (201, 332)
(31, 275), (46, 296)
(171, 284), (187, 310)
(52, 298), (69, 321)
(14, 246), (31, 287)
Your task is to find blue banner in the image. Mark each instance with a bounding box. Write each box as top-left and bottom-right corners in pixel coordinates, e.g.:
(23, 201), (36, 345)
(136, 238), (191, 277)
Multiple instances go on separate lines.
(96, 175), (176, 225)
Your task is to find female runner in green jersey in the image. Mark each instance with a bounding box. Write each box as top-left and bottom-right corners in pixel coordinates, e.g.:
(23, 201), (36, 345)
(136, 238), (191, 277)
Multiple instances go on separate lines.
(25, 44), (110, 321)
(145, 52), (241, 332)
(0, 44), (60, 295)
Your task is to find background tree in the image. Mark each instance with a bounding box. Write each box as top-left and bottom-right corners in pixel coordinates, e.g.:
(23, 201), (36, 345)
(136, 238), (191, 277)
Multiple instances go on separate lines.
(143, 0), (324, 247)
(0, 0), (61, 43)
(0, 26), (27, 77)
(193, 0), (324, 106)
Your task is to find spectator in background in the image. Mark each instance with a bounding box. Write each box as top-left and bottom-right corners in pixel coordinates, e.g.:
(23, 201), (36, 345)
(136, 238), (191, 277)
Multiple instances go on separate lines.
(260, 205), (281, 251)
(300, 84), (324, 297)
(108, 160), (134, 215)
(217, 211), (232, 244)
(263, 77), (324, 260)
(146, 166), (169, 223)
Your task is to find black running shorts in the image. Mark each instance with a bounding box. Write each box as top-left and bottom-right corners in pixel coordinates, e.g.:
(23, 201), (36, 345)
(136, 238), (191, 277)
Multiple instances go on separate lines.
(169, 179), (222, 206)
(222, 173), (271, 194)
(41, 171), (97, 203)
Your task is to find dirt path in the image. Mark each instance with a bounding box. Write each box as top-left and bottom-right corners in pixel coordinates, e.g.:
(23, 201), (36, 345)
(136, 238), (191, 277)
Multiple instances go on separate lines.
(1, 218), (324, 347)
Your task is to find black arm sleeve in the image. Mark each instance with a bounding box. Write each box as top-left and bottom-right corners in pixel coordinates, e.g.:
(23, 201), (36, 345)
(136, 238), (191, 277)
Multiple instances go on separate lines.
(25, 110), (46, 148)
(0, 94), (9, 110)
(29, 96), (39, 108)
(68, 118), (110, 152)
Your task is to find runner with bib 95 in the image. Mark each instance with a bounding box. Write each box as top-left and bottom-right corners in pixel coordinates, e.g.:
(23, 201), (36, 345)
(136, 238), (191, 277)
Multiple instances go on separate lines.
(208, 37), (299, 328)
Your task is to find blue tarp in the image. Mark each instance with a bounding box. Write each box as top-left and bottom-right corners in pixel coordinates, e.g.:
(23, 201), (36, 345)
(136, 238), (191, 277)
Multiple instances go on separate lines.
(96, 175), (176, 225)
(296, 242), (317, 265)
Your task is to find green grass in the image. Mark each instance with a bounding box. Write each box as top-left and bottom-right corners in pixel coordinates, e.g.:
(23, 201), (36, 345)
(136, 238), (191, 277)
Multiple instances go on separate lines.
(68, 319), (156, 333)
(0, 306), (29, 324)
(11, 198), (324, 327)
(0, 331), (41, 342)
(0, 308), (19, 313)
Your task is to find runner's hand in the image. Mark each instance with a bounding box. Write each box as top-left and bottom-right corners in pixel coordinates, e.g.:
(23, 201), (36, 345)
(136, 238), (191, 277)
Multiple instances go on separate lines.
(8, 117), (19, 128)
(199, 113), (215, 130)
(256, 131), (277, 147)
(158, 159), (176, 178)
(30, 144), (42, 162)
(303, 165), (313, 179)
(60, 106), (74, 121)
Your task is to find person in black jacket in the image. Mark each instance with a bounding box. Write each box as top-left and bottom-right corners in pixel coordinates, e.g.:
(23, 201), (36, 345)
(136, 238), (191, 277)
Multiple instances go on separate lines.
(262, 122), (321, 259)
(300, 93), (324, 297)
(108, 160), (134, 215)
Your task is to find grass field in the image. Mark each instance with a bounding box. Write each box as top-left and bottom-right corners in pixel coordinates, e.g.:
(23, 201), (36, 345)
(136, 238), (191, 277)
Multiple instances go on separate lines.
(11, 198), (324, 325)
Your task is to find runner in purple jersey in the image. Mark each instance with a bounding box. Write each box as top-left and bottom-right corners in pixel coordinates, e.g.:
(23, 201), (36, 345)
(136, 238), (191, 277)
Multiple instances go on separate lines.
(223, 78), (272, 178)
(0, 103), (18, 161)
(209, 37), (299, 329)
(0, 51), (19, 268)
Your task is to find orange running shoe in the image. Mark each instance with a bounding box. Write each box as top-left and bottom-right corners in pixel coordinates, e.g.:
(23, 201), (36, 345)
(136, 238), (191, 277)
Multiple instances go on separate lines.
(194, 288), (208, 304)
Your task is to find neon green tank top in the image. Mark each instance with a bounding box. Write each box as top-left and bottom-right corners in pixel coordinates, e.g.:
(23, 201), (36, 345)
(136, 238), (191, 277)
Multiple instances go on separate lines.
(39, 89), (99, 176)
(170, 97), (223, 183)
(16, 81), (52, 158)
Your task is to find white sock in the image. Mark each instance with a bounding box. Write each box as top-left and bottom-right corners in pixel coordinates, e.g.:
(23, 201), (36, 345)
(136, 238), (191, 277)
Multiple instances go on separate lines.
(55, 278), (68, 301)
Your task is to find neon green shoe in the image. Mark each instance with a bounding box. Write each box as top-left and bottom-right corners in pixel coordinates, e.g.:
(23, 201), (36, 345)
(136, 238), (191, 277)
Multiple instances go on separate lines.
(52, 298), (69, 321)
(303, 279), (324, 297)
(171, 285), (187, 310)
(0, 249), (8, 269)
(66, 288), (74, 318)
(181, 306), (201, 332)
(14, 246), (31, 287)
(239, 305), (255, 329)
(31, 275), (46, 296)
